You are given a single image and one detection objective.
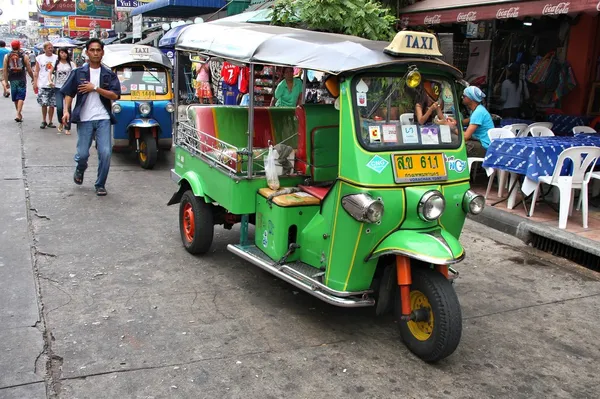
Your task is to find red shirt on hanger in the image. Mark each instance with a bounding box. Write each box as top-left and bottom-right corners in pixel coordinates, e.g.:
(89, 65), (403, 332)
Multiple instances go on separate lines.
(221, 62), (240, 86)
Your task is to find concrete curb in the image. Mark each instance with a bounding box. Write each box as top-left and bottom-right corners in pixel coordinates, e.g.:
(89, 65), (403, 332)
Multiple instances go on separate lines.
(468, 206), (600, 258)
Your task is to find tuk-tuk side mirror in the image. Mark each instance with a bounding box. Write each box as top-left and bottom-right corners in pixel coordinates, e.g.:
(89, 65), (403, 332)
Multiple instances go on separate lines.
(324, 75), (340, 98)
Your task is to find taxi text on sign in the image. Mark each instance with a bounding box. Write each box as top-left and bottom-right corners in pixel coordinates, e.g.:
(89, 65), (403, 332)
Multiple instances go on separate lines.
(384, 31), (443, 57)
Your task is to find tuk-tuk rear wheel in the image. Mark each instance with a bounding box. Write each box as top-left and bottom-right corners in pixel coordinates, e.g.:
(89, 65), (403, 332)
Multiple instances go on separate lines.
(397, 267), (462, 363)
(139, 135), (157, 169)
(179, 190), (214, 255)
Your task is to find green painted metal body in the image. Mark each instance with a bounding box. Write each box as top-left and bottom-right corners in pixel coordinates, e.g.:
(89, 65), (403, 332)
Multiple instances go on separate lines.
(172, 63), (472, 294)
(255, 195), (319, 261)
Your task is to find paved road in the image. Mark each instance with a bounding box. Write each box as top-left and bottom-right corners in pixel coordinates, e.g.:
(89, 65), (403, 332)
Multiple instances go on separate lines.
(1, 91), (599, 399)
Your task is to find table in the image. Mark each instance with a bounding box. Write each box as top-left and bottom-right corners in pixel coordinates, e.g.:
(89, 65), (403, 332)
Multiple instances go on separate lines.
(482, 135), (600, 208)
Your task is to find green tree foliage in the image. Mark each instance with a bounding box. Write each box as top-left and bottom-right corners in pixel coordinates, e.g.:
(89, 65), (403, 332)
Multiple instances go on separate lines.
(271, 0), (397, 41)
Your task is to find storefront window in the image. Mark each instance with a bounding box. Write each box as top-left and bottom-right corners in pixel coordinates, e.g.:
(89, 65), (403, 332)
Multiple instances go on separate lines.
(354, 74), (462, 152)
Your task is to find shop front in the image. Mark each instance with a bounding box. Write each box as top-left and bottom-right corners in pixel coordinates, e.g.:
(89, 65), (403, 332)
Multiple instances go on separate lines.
(400, 0), (600, 133)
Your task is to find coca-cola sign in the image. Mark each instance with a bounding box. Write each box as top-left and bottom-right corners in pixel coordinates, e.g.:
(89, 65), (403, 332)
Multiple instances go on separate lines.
(596, 1), (600, 12)
(496, 7), (520, 19)
(457, 11), (477, 22)
(542, 2), (570, 15)
(423, 14), (441, 25)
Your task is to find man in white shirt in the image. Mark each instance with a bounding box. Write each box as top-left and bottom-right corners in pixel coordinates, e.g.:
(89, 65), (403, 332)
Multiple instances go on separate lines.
(34, 42), (58, 129)
(61, 39), (121, 196)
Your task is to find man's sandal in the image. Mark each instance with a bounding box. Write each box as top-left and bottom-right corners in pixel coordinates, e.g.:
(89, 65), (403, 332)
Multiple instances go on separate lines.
(73, 169), (84, 185)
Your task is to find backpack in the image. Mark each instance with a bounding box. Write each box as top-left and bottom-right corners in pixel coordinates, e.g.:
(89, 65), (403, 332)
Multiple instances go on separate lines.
(7, 51), (24, 78)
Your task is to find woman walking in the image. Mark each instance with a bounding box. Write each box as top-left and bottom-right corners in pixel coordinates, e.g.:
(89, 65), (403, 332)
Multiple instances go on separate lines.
(49, 48), (76, 135)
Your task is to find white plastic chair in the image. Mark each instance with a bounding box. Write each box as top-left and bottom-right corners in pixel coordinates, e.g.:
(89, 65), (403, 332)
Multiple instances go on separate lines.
(573, 126), (597, 135)
(518, 122), (554, 137)
(528, 146), (600, 229)
(529, 126), (555, 137)
(485, 128), (515, 198)
(400, 113), (414, 126)
(505, 123), (528, 137)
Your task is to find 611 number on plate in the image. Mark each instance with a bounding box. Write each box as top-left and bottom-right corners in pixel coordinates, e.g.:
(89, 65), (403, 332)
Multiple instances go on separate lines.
(392, 153), (447, 183)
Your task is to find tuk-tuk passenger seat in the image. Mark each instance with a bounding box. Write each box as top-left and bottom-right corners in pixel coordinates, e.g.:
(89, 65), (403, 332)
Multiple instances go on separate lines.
(295, 104), (340, 187)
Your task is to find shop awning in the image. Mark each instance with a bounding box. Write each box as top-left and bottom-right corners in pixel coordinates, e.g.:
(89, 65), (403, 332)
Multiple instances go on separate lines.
(400, 0), (600, 26)
(131, 0), (227, 18)
(159, 24), (192, 48)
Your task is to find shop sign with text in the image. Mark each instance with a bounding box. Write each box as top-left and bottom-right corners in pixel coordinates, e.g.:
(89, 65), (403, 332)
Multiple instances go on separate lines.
(76, 0), (114, 18)
(115, 0), (154, 12)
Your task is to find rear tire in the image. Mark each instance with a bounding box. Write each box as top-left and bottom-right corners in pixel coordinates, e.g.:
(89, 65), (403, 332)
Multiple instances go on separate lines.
(397, 267), (462, 363)
(179, 190), (214, 254)
(139, 134), (157, 169)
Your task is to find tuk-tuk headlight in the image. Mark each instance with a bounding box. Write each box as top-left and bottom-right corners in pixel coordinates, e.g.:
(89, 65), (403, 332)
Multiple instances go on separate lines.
(165, 102), (175, 113)
(463, 189), (485, 215)
(139, 102), (151, 116)
(418, 190), (445, 221)
(112, 103), (122, 114)
(341, 193), (384, 224)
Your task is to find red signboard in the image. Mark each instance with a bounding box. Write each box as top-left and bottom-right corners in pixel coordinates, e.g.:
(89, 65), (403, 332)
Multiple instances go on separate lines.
(67, 16), (112, 38)
(401, 0), (600, 27)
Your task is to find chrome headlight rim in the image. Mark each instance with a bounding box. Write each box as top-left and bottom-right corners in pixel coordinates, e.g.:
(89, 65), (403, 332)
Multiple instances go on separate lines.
(139, 102), (151, 116)
(165, 102), (175, 113)
(112, 103), (122, 114)
(463, 189), (485, 215)
(341, 193), (384, 224)
(418, 190), (445, 221)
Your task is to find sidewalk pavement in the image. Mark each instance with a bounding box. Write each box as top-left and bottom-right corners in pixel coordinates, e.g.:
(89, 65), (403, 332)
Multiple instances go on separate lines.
(469, 177), (600, 266)
(0, 102), (47, 397)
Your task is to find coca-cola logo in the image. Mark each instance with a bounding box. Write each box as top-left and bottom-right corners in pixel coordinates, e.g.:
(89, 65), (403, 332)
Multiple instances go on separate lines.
(496, 7), (520, 19)
(423, 14), (441, 25)
(542, 2), (570, 15)
(457, 11), (477, 22)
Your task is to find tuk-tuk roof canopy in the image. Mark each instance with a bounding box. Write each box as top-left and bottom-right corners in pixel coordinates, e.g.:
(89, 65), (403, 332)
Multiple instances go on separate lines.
(102, 44), (173, 69)
(175, 21), (461, 77)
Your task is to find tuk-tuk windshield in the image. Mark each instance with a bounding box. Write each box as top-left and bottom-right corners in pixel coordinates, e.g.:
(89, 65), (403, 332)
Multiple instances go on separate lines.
(117, 66), (169, 95)
(354, 74), (462, 151)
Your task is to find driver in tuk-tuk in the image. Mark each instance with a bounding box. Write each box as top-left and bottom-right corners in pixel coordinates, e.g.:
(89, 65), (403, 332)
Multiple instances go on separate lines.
(414, 80), (445, 125)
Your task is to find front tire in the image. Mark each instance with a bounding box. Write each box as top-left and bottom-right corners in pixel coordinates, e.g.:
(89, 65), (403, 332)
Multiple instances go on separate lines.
(397, 267), (462, 362)
(139, 134), (157, 169)
(179, 190), (214, 254)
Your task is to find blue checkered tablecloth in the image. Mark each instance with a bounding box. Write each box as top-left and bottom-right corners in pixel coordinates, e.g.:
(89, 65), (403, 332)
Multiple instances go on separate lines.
(482, 135), (600, 183)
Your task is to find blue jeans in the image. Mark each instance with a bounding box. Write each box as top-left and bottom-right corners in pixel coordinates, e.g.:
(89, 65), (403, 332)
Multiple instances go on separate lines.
(74, 120), (111, 188)
(55, 89), (71, 130)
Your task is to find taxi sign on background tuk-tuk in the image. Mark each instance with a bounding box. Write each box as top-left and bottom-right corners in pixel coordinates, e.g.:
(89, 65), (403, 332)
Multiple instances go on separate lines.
(167, 21), (486, 363)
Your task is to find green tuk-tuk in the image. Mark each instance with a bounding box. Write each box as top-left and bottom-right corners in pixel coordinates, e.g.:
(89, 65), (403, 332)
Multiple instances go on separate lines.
(167, 22), (485, 362)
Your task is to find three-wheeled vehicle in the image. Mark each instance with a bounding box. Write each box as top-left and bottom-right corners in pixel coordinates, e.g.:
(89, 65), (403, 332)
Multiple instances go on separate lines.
(167, 22), (485, 362)
(103, 44), (175, 169)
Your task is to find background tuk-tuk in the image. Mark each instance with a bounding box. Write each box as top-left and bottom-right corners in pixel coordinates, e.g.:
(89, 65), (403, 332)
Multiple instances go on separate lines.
(103, 44), (175, 169)
(167, 22), (485, 362)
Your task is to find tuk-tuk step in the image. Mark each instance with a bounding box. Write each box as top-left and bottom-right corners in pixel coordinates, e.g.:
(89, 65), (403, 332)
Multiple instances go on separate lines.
(227, 244), (375, 308)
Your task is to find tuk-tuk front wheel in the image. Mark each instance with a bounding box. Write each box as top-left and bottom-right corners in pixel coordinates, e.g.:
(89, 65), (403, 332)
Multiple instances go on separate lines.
(397, 267), (462, 363)
(179, 191), (214, 254)
(139, 134), (157, 169)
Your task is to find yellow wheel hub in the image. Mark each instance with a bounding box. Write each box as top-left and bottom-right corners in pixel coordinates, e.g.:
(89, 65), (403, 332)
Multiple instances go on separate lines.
(139, 141), (147, 162)
(407, 290), (434, 341)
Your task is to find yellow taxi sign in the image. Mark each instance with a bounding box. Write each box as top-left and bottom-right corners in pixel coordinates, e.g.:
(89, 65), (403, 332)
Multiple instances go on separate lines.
(384, 31), (442, 58)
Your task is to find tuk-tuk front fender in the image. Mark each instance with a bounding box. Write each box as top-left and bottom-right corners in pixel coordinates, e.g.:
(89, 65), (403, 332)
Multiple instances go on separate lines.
(367, 228), (464, 265)
(167, 170), (212, 205)
(128, 118), (160, 129)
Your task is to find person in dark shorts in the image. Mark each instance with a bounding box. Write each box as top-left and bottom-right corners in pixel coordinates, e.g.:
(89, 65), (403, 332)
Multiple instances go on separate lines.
(2, 40), (34, 122)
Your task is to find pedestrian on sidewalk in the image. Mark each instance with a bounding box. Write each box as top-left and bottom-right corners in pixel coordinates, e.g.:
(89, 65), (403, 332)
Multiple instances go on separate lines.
(2, 40), (34, 123)
(34, 42), (58, 129)
(48, 48), (76, 135)
(61, 38), (121, 197)
(0, 40), (11, 98)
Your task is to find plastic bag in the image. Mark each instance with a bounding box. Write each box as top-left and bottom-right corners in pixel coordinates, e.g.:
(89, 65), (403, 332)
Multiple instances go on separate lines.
(265, 145), (280, 190)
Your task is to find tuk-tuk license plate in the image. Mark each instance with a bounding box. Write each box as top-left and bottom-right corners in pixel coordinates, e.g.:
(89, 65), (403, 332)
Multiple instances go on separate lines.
(130, 90), (156, 100)
(392, 153), (447, 183)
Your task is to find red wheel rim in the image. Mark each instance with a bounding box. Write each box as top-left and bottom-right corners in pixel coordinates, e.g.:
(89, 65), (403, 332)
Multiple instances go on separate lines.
(182, 203), (195, 242)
